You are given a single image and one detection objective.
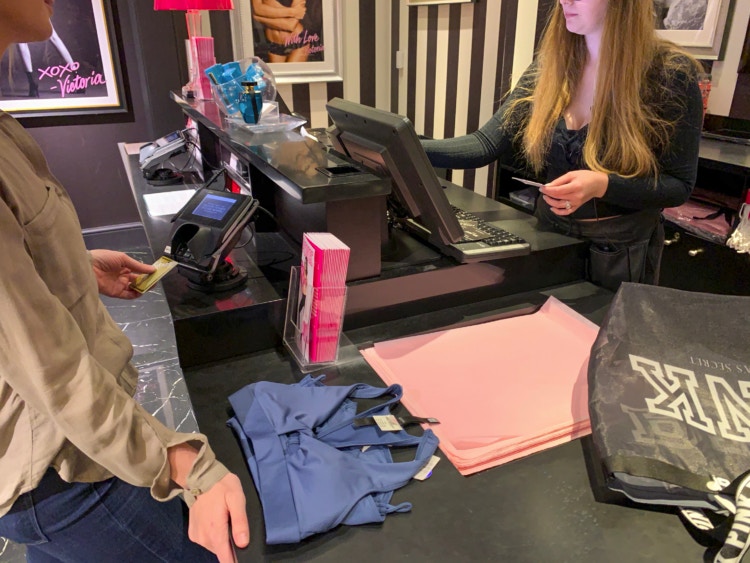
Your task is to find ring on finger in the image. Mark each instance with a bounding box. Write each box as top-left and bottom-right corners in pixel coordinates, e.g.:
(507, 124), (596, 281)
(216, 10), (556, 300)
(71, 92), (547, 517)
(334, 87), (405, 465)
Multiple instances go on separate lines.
(564, 200), (572, 210)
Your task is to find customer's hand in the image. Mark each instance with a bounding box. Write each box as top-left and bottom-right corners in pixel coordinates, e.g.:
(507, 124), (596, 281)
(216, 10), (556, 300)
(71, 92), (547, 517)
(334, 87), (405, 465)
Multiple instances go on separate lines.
(540, 170), (609, 215)
(189, 473), (250, 563)
(90, 249), (156, 299)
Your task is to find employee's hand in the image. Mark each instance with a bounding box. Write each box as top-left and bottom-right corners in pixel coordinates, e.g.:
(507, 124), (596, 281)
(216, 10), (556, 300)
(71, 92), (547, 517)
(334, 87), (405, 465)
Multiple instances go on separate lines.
(90, 249), (156, 299)
(189, 473), (250, 563)
(540, 170), (609, 215)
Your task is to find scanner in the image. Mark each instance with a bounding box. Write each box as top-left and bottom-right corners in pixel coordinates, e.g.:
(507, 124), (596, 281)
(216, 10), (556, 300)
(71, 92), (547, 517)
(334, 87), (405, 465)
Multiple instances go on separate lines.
(139, 130), (188, 185)
(165, 184), (259, 292)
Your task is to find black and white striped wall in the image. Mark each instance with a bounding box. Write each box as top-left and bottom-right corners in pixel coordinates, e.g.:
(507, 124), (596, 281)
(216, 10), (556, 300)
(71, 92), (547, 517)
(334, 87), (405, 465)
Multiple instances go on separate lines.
(235, 0), (749, 196)
(259, 0), (555, 197)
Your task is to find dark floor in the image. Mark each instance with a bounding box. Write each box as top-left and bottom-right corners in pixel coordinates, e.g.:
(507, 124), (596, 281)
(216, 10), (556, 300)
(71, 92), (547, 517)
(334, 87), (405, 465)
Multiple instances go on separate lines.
(0, 225), (194, 562)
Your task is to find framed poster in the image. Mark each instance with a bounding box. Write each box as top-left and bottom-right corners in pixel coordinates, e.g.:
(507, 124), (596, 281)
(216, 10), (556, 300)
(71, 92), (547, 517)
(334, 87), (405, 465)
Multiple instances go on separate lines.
(654, 0), (733, 60)
(231, 0), (343, 83)
(0, 0), (128, 121)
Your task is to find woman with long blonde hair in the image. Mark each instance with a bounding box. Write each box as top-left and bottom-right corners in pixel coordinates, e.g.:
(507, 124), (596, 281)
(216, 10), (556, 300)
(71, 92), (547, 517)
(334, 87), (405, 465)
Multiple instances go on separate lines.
(423, 0), (704, 291)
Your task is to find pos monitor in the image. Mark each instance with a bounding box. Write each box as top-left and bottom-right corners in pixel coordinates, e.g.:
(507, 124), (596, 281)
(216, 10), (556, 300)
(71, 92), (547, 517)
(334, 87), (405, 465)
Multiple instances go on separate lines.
(325, 98), (530, 263)
(325, 97), (463, 246)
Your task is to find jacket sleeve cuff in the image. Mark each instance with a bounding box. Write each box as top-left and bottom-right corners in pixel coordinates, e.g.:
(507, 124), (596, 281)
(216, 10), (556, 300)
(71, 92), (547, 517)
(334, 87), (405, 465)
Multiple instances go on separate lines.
(149, 433), (230, 506)
(183, 458), (230, 507)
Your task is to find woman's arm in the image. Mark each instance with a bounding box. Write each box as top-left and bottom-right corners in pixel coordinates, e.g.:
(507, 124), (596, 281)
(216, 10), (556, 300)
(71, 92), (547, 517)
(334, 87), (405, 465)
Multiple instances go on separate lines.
(600, 69), (704, 210)
(253, 14), (303, 33)
(421, 110), (511, 170)
(421, 64), (536, 170)
(251, 0), (306, 20)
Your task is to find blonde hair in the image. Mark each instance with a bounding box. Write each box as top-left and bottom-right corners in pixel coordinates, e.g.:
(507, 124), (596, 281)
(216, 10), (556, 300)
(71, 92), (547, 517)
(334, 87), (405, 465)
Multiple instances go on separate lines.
(506, 0), (702, 179)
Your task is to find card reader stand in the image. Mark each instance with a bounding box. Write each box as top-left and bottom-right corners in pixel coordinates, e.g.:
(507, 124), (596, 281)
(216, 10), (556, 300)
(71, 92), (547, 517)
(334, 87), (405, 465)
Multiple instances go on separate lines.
(144, 168), (184, 186)
(171, 235), (249, 292)
(166, 187), (260, 293)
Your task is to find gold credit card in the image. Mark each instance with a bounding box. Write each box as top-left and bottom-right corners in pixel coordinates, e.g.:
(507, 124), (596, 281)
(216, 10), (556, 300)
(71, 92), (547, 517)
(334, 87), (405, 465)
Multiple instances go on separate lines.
(131, 256), (178, 294)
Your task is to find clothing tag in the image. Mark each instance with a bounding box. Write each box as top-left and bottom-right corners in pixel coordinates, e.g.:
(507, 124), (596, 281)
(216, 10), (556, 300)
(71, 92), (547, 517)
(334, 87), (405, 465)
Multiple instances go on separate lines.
(354, 415), (439, 428)
(373, 415), (403, 432)
(398, 416), (440, 426)
(413, 455), (441, 481)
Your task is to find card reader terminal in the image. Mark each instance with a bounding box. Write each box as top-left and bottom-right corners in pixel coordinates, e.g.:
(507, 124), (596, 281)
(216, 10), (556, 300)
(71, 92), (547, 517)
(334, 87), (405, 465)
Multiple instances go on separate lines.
(165, 187), (259, 292)
(139, 130), (188, 185)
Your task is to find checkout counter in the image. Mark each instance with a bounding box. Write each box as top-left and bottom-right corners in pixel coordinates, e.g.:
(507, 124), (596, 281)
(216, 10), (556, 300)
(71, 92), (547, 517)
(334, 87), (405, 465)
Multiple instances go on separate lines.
(119, 94), (708, 561)
(124, 92), (587, 367)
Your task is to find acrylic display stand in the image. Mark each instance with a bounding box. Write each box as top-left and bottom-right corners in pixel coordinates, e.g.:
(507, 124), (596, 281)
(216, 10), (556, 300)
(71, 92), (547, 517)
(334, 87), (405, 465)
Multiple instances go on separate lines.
(283, 266), (348, 373)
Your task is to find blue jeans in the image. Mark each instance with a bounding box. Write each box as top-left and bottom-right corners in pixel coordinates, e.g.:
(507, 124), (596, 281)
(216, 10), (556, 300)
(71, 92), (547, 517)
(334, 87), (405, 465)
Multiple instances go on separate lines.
(0, 468), (217, 563)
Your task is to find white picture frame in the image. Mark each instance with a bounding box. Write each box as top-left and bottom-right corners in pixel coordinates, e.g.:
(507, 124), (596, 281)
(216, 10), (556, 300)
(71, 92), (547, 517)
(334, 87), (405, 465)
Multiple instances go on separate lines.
(654, 0), (733, 60)
(0, 0), (127, 120)
(230, 0), (343, 84)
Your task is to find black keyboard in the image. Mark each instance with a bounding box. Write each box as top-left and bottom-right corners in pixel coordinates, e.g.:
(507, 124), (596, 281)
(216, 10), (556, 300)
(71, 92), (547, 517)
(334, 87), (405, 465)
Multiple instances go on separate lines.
(444, 206), (531, 262)
(452, 206), (525, 244)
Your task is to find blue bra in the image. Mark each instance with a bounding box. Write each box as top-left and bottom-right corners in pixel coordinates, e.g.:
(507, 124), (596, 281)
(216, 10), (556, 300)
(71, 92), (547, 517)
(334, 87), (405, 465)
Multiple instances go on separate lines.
(227, 375), (440, 544)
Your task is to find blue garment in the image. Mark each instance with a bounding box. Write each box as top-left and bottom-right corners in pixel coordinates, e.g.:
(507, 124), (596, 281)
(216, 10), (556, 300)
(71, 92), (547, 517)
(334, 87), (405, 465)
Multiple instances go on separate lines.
(227, 375), (439, 544)
(0, 468), (217, 563)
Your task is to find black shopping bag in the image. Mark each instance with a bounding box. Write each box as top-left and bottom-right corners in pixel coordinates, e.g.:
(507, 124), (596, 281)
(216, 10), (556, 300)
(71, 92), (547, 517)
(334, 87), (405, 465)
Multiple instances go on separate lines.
(588, 283), (750, 562)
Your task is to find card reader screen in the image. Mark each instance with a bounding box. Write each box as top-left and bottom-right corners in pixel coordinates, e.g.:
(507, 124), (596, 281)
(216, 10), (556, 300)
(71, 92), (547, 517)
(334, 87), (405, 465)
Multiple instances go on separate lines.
(156, 131), (181, 146)
(192, 194), (236, 221)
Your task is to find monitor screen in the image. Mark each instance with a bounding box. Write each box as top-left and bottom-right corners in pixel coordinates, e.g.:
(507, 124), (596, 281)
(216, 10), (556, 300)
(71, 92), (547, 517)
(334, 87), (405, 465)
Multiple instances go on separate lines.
(192, 193), (237, 221)
(325, 98), (464, 245)
(155, 130), (182, 146)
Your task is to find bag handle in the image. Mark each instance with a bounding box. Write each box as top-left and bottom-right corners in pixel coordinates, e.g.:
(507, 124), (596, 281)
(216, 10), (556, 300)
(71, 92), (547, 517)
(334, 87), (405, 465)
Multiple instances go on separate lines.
(714, 473), (750, 563)
(679, 472), (750, 562)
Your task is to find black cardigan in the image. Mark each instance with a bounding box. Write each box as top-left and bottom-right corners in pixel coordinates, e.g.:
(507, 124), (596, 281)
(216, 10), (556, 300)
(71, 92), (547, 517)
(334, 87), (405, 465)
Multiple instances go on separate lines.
(422, 61), (704, 219)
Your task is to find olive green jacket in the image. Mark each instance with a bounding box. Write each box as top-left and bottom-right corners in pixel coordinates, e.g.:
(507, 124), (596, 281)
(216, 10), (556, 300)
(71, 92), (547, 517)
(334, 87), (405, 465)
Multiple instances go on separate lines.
(0, 111), (226, 516)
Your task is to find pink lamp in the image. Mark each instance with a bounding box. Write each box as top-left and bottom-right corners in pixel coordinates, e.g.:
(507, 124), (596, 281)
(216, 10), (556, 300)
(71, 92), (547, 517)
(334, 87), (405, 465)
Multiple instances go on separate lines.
(154, 0), (234, 100)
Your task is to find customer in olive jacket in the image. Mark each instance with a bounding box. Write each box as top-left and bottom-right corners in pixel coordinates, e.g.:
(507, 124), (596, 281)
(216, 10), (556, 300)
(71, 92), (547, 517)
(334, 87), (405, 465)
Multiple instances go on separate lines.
(0, 2), (249, 562)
